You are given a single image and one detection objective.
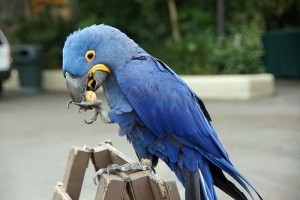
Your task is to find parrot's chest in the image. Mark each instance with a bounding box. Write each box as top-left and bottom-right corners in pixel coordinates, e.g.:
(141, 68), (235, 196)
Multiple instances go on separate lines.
(125, 125), (170, 162)
(102, 74), (171, 162)
(102, 75), (128, 110)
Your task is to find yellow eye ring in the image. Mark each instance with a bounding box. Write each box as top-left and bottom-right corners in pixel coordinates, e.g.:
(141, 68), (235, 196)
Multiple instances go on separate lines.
(85, 50), (95, 62)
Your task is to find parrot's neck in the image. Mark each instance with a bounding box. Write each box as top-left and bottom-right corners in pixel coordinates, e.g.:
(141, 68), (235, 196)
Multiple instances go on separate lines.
(102, 74), (127, 110)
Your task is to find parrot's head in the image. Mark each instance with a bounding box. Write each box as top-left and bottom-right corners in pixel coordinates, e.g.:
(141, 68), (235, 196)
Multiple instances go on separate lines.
(62, 24), (141, 103)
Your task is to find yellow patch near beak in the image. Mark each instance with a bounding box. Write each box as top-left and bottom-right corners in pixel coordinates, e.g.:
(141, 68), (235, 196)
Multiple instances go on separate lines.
(88, 64), (111, 77)
(87, 64), (110, 88)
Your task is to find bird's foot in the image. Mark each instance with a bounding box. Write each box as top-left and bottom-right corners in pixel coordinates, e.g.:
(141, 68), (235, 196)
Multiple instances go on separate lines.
(93, 160), (153, 185)
(67, 99), (103, 110)
(67, 99), (111, 124)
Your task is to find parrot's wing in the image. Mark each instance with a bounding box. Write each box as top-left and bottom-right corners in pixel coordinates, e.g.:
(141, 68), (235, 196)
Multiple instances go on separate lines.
(117, 56), (262, 199)
(118, 56), (228, 160)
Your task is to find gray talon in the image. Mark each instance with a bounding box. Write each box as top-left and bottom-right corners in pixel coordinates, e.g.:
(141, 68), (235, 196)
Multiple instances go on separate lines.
(93, 161), (152, 185)
(67, 100), (74, 109)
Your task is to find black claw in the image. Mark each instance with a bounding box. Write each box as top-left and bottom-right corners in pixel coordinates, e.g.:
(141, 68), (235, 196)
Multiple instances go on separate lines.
(84, 119), (95, 124)
(67, 100), (74, 109)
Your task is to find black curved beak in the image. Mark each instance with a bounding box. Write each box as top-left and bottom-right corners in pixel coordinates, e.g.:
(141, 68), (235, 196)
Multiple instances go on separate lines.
(65, 72), (88, 103)
(65, 64), (110, 103)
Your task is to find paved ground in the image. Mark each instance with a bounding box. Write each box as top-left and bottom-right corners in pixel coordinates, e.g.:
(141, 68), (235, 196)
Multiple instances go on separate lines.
(0, 80), (299, 200)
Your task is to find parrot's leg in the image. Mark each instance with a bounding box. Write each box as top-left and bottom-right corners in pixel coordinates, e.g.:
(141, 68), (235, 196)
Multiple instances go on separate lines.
(184, 167), (201, 200)
(95, 106), (111, 124)
(93, 159), (153, 185)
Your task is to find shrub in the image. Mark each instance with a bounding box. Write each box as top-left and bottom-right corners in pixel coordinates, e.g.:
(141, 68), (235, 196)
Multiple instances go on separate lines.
(142, 30), (217, 75)
(212, 27), (264, 74)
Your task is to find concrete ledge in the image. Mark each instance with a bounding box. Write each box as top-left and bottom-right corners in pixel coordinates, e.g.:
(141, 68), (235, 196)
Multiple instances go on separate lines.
(3, 69), (67, 92)
(42, 70), (67, 92)
(181, 74), (275, 100)
(4, 70), (274, 100)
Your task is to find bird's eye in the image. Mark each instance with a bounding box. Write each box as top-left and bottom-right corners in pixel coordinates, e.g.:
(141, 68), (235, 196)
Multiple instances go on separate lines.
(85, 50), (95, 62)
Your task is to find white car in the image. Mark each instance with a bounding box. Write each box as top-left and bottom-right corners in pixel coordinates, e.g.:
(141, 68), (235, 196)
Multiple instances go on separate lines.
(0, 29), (12, 95)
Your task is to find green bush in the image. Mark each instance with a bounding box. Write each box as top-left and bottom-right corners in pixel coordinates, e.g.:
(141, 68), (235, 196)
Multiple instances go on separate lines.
(142, 30), (217, 75)
(212, 27), (264, 74)
(144, 27), (264, 75)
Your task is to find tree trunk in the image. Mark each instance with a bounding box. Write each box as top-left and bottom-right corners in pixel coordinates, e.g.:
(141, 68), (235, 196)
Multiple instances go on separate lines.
(167, 0), (181, 42)
(216, 0), (225, 36)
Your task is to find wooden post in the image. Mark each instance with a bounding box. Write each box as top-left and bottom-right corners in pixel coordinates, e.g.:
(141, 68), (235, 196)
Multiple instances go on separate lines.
(61, 146), (90, 200)
(52, 142), (181, 200)
(52, 182), (72, 200)
(92, 144), (134, 200)
(95, 174), (126, 200)
(92, 143), (180, 200)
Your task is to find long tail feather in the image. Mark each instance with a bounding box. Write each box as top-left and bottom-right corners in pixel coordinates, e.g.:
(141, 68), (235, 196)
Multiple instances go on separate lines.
(208, 156), (263, 200)
(210, 163), (247, 200)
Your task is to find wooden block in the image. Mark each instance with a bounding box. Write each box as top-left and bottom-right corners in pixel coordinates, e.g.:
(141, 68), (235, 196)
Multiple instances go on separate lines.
(62, 146), (90, 200)
(92, 143), (133, 170)
(148, 173), (167, 200)
(92, 145), (112, 170)
(95, 174), (126, 200)
(54, 143), (180, 200)
(52, 182), (72, 200)
(128, 171), (154, 200)
(146, 172), (181, 200)
(130, 171), (181, 200)
(164, 180), (181, 200)
(92, 143), (181, 199)
(92, 144), (132, 185)
(107, 144), (133, 165)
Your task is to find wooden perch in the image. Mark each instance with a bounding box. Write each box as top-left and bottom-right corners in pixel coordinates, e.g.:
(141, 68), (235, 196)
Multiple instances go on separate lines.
(52, 141), (180, 200)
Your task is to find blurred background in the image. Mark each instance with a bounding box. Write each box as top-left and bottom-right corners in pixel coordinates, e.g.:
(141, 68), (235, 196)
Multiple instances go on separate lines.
(0, 0), (300, 199)
(0, 0), (299, 76)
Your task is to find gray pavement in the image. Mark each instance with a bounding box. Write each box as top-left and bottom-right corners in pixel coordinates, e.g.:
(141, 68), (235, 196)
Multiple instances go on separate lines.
(0, 80), (299, 200)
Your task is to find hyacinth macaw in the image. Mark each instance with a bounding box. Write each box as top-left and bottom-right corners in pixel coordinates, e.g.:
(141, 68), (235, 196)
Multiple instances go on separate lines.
(62, 24), (262, 200)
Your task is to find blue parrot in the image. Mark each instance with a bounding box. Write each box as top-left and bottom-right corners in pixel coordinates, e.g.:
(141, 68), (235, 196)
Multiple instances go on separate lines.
(62, 24), (262, 200)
